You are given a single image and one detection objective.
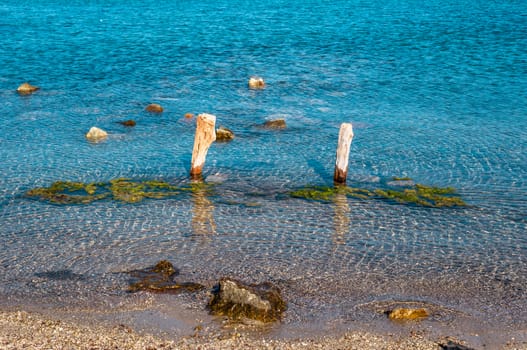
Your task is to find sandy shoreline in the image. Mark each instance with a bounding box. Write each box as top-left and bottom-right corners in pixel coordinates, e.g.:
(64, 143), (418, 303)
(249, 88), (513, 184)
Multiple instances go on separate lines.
(1, 309), (526, 350)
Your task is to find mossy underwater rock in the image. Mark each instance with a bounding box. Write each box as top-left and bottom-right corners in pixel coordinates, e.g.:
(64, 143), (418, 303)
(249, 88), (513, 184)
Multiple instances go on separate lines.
(26, 178), (183, 205)
(208, 277), (286, 323)
(263, 118), (286, 129)
(128, 260), (204, 294)
(17, 82), (40, 95)
(216, 126), (234, 142)
(387, 307), (429, 321)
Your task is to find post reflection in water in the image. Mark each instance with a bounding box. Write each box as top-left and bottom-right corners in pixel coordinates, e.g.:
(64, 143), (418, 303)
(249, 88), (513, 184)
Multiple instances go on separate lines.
(191, 185), (217, 237)
(333, 191), (351, 245)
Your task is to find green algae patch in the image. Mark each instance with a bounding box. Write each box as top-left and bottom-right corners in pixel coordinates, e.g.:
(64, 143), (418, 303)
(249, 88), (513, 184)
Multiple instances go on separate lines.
(291, 181), (466, 208)
(290, 185), (376, 202)
(26, 181), (110, 204)
(127, 260), (205, 294)
(26, 178), (184, 205)
(374, 185), (466, 207)
(290, 186), (338, 201)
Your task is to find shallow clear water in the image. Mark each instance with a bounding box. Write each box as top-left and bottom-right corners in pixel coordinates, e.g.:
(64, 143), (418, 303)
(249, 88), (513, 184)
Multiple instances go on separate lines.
(1, 0), (526, 344)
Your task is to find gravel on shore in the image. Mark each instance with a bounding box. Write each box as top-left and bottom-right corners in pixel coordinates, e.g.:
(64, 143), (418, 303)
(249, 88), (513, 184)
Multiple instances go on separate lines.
(0, 309), (454, 350)
(2, 310), (527, 350)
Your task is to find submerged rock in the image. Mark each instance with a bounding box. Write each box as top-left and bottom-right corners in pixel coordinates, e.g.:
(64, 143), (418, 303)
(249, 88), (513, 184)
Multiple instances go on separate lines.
(216, 126), (234, 142)
(118, 119), (136, 127)
(85, 127), (108, 142)
(184, 113), (195, 119)
(145, 103), (163, 113)
(387, 176), (415, 187)
(128, 260), (204, 293)
(208, 277), (286, 323)
(263, 118), (286, 129)
(439, 341), (475, 350)
(17, 82), (39, 95)
(248, 76), (265, 89)
(387, 307), (429, 320)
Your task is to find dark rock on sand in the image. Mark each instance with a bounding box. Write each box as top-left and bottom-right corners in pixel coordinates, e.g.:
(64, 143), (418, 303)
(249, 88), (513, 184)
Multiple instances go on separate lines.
(439, 340), (475, 350)
(208, 277), (286, 323)
(128, 260), (205, 294)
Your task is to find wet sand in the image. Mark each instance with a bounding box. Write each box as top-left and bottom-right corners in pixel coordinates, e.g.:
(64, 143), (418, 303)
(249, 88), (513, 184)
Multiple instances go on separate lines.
(1, 309), (526, 350)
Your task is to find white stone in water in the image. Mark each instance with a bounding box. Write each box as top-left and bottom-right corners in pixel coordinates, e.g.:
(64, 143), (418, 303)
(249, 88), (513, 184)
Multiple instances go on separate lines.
(248, 76), (265, 89)
(17, 82), (40, 94)
(86, 126), (108, 141)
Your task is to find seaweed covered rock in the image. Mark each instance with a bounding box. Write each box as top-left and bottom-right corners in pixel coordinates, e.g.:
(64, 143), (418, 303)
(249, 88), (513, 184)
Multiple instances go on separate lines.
(387, 307), (429, 321)
(216, 126), (234, 142)
(128, 260), (204, 293)
(17, 82), (39, 95)
(86, 126), (108, 142)
(263, 118), (286, 129)
(208, 277), (286, 323)
(145, 103), (163, 113)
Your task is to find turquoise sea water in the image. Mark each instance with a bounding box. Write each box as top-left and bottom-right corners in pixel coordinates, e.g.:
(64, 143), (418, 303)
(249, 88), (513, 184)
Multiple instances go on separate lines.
(1, 0), (526, 344)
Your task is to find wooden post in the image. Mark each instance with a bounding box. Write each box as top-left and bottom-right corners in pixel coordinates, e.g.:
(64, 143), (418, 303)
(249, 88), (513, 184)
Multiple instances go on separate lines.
(190, 113), (216, 179)
(333, 123), (354, 185)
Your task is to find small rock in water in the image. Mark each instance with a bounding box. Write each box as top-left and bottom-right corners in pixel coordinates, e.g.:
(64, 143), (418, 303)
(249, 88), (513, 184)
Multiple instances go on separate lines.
(216, 126), (234, 141)
(248, 76), (266, 89)
(85, 127), (108, 142)
(208, 277), (286, 323)
(205, 173), (228, 184)
(17, 82), (40, 95)
(387, 307), (429, 320)
(263, 118), (286, 129)
(145, 103), (164, 113)
(118, 119), (136, 127)
(184, 113), (195, 119)
(128, 260), (205, 294)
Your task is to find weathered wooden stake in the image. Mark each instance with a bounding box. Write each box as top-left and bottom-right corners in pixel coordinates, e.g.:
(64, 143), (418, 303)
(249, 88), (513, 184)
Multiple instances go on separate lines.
(190, 113), (216, 179)
(333, 123), (354, 185)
